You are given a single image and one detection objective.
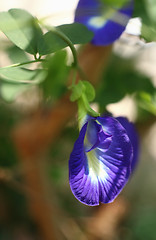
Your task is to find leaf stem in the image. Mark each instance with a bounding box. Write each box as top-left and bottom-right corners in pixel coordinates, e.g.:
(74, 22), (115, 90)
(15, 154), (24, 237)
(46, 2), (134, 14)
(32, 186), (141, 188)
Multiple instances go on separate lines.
(0, 59), (45, 69)
(42, 24), (78, 68)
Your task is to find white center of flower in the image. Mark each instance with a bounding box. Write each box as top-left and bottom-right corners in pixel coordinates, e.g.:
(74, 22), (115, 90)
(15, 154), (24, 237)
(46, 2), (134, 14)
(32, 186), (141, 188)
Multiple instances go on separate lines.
(88, 8), (116, 28)
(88, 16), (107, 28)
(88, 7), (130, 29)
(87, 150), (108, 181)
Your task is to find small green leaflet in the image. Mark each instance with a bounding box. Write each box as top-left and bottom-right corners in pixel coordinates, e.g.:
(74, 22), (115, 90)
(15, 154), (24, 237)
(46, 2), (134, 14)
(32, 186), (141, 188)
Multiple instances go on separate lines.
(70, 81), (85, 102)
(70, 81), (95, 102)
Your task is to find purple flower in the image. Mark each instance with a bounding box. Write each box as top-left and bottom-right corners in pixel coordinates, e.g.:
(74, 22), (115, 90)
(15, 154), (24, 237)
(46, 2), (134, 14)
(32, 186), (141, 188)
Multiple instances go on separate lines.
(74, 0), (134, 45)
(69, 115), (138, 206)
(116, 117), (139, 172)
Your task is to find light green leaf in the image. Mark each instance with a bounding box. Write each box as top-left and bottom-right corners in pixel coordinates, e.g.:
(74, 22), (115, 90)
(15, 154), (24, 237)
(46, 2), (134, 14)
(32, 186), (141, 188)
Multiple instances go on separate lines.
(83, 81), (95, 102)
(145, 0), (156, 24)
(7, 45), (30, 64)
(70, 80), (95, 102)
(0, 83), (31, 102)
(0, 67), (45, 83)
(0, 8), (43, 54)
(70, 81), (85, 102)
(137, 92), (156, 116)
(141, 23), (156, 42)
(100, 0), (127, 8)
(81, 93), (99, 117)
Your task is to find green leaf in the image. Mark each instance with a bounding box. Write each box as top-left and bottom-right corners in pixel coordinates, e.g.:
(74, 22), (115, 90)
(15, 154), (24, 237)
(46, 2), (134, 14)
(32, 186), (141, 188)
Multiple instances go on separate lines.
(133, 0), (149, 24)
(141, 23), (156, 42)
(6, 45), (30, 63)
(0, 82), (31, 102)
(145, 0), (156, 24)
(134, 0), (156, 42)
(38, 31), (67, 56)
(137, 92), (156, 116)
(0, 67), (44, 83)
(100, 0), (127, 8)
(38, 23), (94, 56)
(0, 8), (43, 54)
(70, 81), (85, 102)
(96, 55), (155, 107)
(83, 81), (95, 102)
(40, 50), (69, 100)
(57, 23), (94, 45)
(70, 80), (95, 102)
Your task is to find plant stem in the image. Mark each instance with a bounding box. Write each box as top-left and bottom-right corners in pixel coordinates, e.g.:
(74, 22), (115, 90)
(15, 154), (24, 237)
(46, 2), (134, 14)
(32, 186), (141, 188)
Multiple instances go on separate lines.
(0, 59), (45, 69)
(42, 24), (78, 68)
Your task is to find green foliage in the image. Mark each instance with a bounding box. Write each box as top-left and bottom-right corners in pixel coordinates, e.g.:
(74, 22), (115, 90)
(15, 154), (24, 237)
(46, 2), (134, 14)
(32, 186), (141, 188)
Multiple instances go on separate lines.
(0, 103), (18, 167)
(70, 80), (99, 121)
(82, 81), (95, 102)
(70, 80), (95, 102)
(0, 6), (155, 113)
(0, 9), (43, 55)
(70, 81), (85, 102)
(0, 68), (43, 83)
(96, 55), (156, 114)
(40, 50), (69, 101)
(38, 23), (94, 56)
(0, 68), (45, 101)
(57, 23), (94, 45)
(6, 46), (30, 63)
(137, 92), (156, 115)
(0, 83), (30, 102)
(100, 0), (127, 7)
(134, 0), (156, 42)
(0, 8), (95, 103)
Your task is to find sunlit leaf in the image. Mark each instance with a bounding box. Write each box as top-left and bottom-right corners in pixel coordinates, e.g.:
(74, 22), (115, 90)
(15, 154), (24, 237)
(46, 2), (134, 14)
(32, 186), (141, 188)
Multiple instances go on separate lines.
(6, 45), (30, 63)
(70, 81), (85, 102)
(0, 67), (44, 83)
(83, 81), (95, 102)
(137, 92), (156, 115)
(0, 8), (43, 54)
(70, 80), (95, 102)
(0, 82), (31, 102)
(134, 0), (156, 42)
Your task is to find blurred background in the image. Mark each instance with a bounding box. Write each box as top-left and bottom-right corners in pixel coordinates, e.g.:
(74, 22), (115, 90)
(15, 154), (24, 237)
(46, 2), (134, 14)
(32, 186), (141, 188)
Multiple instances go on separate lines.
(0, 0), (156, 239)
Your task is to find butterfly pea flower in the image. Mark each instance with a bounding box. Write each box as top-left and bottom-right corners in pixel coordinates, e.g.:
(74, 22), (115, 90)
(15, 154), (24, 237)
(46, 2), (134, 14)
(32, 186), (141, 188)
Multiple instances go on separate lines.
(74, 0), (134, 45)
(69, 115), (138, 206)
(116, 117), (139, 172)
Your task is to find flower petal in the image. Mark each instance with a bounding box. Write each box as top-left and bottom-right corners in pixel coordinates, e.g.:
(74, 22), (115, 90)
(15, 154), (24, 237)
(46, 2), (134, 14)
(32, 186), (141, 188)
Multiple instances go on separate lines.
(85, 119), (112, 152)
(69, 116), (133, 206)
(116, 117), (139, 172)
(74, 0), (134, 45)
